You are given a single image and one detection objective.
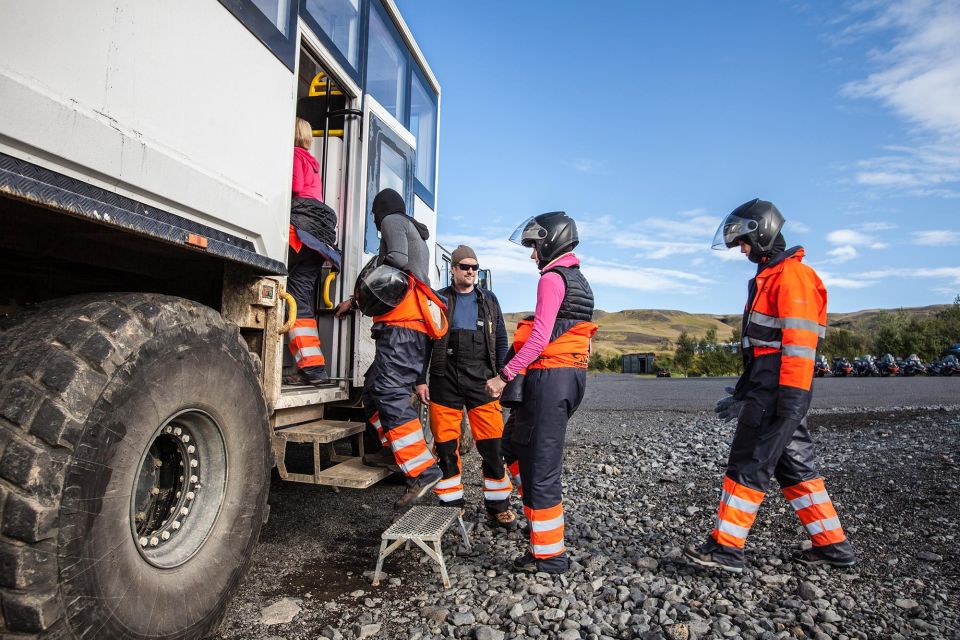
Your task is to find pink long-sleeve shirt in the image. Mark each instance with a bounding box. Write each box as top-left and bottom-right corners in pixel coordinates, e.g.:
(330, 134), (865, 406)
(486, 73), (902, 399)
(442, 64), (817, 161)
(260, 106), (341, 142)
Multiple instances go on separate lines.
(502, 253), (580, 379)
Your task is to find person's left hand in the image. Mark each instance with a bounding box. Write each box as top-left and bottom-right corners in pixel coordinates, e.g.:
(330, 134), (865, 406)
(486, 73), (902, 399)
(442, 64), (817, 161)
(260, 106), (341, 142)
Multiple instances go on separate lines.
(486, 376), (506, 398)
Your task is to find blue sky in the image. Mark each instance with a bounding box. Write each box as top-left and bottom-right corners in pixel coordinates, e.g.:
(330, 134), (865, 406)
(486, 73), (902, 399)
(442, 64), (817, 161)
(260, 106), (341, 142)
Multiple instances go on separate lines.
(396, 0), (960, 314)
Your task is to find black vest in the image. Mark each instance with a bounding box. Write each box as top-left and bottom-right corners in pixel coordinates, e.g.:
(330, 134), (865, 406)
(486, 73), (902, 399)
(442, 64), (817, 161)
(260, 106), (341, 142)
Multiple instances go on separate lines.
(429, 286), (499, 376)
(552, 266), (594, 321)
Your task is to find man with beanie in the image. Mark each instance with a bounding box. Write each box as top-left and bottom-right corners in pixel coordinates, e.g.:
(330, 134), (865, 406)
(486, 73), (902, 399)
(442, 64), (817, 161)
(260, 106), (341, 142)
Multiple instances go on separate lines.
(685, 198), (857, 573)
(416, 245), (515, 524)
(335, 188), (446, 509)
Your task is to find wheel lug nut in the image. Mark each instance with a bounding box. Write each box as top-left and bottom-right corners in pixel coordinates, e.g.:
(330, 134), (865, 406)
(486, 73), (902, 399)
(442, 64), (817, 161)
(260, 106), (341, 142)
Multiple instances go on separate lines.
(139, 536), (149, 547)
(174, 427), (182, 436)
(190, 475), (198, 483)
(180, 507), (190, 516)
(190, 459), (198, 468)
(172, 521), (181, 530)
(181, 434), (190, 443)
(135, 511), (146, 522)
(176, 491), (181, 498)
(150, 487), (160, 496)
(161, 531), (171, 541)
(186, 491), (195, 501)
(187, 445), (195, 454)
(150, 536), (159, 546)
(153, 459), (163, 468)
(164, 426), (172, 434)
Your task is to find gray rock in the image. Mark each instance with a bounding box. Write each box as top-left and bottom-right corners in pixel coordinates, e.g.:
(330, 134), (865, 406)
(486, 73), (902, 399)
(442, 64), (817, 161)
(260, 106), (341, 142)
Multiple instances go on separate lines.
(320, 626), (343, 640)
(635, 557), (659, 571)
(259, 598), (302, 625)
(528, 583), (552, 596)
(917, 551), (943, 562)
(819, 610), (842, 623)
(357, 623), (381, 639)
(422, 606), (450, 624)
(450, 611), (476, 627)
(474, 627), (506, 640)
(896, 598), (920, 609)
(558, 630), (582, 640)
(509, 603), (525, 621)
(798, 581), (824, 601)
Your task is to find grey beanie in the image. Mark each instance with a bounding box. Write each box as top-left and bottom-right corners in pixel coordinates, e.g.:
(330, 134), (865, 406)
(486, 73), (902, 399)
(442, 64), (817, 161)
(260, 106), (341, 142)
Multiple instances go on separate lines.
(451, 245), (478, 264)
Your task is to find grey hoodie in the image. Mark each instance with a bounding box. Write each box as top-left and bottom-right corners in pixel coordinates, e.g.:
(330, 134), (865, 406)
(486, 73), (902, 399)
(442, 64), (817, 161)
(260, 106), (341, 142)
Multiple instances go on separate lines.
(378, 213), (430, 284)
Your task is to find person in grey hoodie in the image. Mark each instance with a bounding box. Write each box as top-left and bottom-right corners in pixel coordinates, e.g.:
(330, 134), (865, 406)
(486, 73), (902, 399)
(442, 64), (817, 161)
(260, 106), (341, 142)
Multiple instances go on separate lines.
(336, 189), (445, 509)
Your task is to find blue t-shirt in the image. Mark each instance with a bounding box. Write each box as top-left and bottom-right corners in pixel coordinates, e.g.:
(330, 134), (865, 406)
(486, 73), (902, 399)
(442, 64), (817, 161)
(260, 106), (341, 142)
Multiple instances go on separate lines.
(451, 290), (480, 330)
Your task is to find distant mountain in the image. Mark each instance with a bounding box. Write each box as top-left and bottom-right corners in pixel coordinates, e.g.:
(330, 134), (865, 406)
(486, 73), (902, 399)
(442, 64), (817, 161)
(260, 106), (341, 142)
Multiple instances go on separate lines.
(503, 305), (950, 358)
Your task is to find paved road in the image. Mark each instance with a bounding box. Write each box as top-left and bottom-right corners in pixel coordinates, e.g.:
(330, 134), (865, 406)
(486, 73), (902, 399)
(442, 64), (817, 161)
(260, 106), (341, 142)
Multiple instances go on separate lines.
(581, 373), (960, 411)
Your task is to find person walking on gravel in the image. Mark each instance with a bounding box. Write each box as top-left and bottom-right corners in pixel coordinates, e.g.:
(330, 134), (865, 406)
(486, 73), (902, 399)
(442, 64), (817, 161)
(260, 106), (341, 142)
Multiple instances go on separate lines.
(685, 199), (857, 573)
(335, 188), (447, 509)
(418, 245), (516, 525)
(486, 212), (598, 574)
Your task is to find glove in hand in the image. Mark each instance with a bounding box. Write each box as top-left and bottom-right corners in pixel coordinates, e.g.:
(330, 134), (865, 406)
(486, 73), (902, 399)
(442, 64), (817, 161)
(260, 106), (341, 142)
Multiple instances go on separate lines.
(714, 386), (743, 423)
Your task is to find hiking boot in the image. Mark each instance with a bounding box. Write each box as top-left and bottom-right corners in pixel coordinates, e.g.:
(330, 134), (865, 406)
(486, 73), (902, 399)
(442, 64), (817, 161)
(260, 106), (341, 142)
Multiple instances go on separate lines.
(394, 474), (440, 510)
(489, 509), (517, 528)
(795, 547), (857, 568)
(283, 366), (329, 386)
(512, 551), (568, 574)
(362, 448), (400, 473)
(511, 551), (538, 573)
(684, 544), (744, 574)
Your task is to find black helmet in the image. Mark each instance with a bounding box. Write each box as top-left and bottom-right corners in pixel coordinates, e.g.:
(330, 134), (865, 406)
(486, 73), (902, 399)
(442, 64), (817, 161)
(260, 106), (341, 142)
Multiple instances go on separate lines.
(510, 211), (579, 268)
(712, 199), (785, 253)
(354, 256), (409, 316)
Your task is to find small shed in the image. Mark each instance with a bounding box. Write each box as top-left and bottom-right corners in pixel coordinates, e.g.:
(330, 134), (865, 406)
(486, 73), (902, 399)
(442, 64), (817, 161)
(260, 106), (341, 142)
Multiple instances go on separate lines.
(621, 352), (656, 374)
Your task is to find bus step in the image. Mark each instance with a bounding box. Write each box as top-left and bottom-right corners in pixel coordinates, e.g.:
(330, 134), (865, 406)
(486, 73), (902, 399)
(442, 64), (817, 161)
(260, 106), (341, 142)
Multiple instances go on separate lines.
(272, 420), (389, 488)
(315, 458), (391, 489)
(275, 419), (364, 443)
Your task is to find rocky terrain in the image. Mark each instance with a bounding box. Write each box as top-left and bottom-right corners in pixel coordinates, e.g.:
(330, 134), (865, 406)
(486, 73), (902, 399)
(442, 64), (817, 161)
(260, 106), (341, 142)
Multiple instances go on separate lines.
(215, 377), (960, 640)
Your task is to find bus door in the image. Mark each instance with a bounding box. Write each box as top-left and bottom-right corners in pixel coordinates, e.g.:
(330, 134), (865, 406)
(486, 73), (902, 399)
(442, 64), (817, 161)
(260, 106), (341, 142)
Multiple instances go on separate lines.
(352, 96), (416, 385)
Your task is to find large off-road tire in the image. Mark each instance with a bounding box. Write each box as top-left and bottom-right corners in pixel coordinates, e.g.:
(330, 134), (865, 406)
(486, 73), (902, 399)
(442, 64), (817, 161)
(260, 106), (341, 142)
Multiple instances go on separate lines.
(0, 294), (271, 639)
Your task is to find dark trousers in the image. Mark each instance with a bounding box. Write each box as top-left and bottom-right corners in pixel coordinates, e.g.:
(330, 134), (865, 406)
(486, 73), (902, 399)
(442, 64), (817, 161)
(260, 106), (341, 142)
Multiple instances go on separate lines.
(506, 367), (585, 568)
(429, 355), (508, 512)
(361, 325), (440, 486)
(707, 413), (855, 565)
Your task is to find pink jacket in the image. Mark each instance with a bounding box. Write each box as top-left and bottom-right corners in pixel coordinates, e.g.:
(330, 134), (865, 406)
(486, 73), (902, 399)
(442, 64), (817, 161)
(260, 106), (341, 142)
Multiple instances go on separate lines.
(502, 252), (581, 378)
(292, 146), (323, 200)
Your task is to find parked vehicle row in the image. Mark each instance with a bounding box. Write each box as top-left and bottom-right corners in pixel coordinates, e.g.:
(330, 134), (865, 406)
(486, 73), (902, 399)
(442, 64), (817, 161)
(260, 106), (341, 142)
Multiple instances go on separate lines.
(816, 353), (960, 377)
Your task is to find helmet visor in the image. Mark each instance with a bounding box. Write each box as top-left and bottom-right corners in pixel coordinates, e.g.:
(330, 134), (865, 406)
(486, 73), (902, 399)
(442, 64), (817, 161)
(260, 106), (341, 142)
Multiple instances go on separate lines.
(509, 216), (545, 247)
(712, 214), (760, 250)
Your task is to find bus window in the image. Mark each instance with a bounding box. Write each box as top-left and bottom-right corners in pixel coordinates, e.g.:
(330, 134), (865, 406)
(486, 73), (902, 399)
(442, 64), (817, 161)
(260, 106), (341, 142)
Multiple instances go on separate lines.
(410, 69), (437, 207)
(251, 0), (293, 35)
(302, 0), (362, 77)
(218, 0), (297, 68)
(366, 3), (407, 123)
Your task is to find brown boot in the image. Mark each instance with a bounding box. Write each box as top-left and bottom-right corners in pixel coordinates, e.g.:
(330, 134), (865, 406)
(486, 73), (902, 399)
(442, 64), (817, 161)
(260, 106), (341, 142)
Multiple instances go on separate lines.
(490, 510), (516, 528)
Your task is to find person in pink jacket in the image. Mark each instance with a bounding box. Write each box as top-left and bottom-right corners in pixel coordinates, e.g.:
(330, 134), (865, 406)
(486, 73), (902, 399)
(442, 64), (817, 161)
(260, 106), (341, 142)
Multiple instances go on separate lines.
(285, 117), (329, 385)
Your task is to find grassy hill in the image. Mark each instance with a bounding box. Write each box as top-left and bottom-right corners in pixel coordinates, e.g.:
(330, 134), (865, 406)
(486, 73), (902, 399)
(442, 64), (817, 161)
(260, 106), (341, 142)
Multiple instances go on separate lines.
(504, 304), (950, 359)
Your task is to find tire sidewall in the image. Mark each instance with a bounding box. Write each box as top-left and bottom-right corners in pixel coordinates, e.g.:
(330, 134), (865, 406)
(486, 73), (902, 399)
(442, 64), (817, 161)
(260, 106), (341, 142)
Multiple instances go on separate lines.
(59, 321), (270, 639)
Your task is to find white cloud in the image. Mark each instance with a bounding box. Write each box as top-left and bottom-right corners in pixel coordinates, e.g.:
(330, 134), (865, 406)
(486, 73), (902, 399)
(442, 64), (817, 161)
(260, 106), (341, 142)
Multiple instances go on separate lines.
(818, 270), (878, 289)
(841, 0), (960, 196)
(818, 264), (960, 292)
(860, 221), (899, 231)
(912, 229), (960, 245)
(827, 245), (859, 263)
(579, 257), (711, 294)
(787, 220), (811, 234)
(826, 229), (889, 249)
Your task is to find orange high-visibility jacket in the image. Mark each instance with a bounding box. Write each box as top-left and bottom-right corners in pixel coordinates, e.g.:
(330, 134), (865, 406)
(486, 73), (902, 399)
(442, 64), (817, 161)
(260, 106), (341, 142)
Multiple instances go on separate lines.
(373, 275), (449, 340)
(513, 318), (599, 370)
(736, 247), (827, 422)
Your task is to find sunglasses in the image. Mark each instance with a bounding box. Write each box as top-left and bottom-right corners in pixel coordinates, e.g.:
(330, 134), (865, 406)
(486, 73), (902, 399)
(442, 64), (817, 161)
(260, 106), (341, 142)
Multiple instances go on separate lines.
(455, 263), (480, 271)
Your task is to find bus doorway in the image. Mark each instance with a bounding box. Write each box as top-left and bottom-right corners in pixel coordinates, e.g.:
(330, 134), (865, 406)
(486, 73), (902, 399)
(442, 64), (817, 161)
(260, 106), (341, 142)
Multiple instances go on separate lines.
(282, 48), (359, 393)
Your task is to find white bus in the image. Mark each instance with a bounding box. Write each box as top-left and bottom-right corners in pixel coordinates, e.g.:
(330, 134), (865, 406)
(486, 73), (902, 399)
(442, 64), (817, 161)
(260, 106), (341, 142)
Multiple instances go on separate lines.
(0, 1), (441, 637)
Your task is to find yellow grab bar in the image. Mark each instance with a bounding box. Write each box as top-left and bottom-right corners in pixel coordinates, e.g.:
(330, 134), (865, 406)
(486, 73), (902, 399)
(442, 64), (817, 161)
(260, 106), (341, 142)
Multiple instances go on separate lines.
(280, 290), (297, 334)
(323, 272), (337, 309)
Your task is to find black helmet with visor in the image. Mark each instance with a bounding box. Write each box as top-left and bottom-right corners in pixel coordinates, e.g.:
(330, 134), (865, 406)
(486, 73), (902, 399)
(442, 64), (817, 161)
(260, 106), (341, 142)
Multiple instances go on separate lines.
(510, 211), (579, 269)
(712, 199), (786, 263)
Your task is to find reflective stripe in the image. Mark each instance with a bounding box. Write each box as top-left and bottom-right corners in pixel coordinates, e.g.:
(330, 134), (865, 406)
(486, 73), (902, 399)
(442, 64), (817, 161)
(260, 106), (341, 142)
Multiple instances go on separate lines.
(789, 490), (831, 511)
(484, 489), (511, 501)
(715, 517), (750, 540)
(390, 430), (425, 451)
(484, 477), (511, 490)
(783, 344), (816, 360)
(745, 337), (782, 349)
(436, 475), (462, 490)
(805, 516), (842, 536)
(288, 326), (320, 339)
(437, 489), (464, 502)
(293, 346), (324, 362)
(749, 311), (781, 328)
(782, 317), (826, 337)
(530, 515), (564, 532)
(532, 541), (565, 556)
(722, 490), (760, 514)
(398, 449), (434, 475)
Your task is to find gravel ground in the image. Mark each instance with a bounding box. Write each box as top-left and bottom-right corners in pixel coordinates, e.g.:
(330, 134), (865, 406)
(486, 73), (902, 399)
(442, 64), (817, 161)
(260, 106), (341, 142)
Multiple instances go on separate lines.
(215, 377), (960, 640)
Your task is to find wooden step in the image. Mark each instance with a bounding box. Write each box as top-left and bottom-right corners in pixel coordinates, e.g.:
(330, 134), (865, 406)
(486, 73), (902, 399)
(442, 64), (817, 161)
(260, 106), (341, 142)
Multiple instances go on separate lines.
(275, 419), (364, 443)
(314, 457), (391, 489)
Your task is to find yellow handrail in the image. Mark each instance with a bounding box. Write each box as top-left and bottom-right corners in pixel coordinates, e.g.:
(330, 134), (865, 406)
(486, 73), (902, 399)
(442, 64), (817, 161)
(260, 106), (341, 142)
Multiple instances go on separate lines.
(280, 290), (297, 334)
(322, 272), (337, 309)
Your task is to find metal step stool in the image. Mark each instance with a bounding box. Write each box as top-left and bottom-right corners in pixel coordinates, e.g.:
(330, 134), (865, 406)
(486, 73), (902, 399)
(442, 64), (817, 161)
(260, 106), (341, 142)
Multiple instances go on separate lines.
(372, 506), (471, 589)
